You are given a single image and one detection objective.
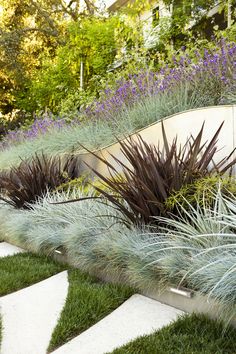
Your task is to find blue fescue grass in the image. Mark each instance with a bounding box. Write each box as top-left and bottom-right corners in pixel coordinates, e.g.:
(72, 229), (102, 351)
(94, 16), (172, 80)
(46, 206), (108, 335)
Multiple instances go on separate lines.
(0, 186), (236, 323)
(146, 189), (236, 321)
(0, 86), (219, 171)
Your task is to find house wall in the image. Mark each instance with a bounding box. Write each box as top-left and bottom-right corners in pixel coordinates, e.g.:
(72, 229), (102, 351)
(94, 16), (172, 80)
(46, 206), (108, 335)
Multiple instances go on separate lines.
(107, 0), (171, 48)
(140, 1), (171, 48)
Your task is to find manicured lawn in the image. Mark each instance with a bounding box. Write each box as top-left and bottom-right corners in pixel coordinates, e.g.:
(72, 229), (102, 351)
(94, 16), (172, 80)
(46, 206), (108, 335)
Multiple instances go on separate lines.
(0, 253), (66, 296)
(48, 269), (134, 352)
(0, 252), (133, 353)
(109, 314), (236, 354)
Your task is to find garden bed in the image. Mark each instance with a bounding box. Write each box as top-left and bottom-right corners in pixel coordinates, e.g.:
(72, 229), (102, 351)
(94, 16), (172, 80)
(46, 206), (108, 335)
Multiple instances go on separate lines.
(0, 105), (236, 334)
(52, 249), (236, 328)
(77, 105), (236, 177)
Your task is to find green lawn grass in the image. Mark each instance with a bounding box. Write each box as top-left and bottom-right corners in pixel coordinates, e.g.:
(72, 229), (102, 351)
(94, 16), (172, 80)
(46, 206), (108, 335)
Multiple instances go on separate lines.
(48, 269), (134, 352)
(108, 314), (236, 354)
(0, 253), (66, 296)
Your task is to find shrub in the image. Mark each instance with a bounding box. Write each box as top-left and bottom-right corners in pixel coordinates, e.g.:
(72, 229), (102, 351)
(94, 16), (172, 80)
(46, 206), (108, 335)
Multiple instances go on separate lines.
(147, 189), (236, 321)
(165, 175), (236, 211)
(0, 153), (81, 209)
(56, 175), (90, 192)
(0, 114), (67, 151)
(84, 122), (235, 226)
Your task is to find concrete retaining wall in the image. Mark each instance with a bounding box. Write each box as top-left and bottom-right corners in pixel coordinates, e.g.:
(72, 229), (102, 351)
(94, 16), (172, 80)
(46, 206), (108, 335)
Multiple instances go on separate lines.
(73, 106), (236, 325)
(53, 250), (236, 327)
(78, 105), (236, 177)
(144, 287), (236, 327)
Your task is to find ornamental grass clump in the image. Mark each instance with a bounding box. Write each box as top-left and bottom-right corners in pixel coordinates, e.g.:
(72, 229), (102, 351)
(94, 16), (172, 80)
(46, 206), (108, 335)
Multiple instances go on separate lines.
(85, 122), (235, 226)
(1, 39), (235, 160)
(0, 115), (67, 151)
(147, 189), (236, 321)
(0, 153), (81, 209)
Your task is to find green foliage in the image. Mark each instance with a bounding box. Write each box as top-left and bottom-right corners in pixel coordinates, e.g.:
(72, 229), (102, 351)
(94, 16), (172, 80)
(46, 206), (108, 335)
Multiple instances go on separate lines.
(0, 0), (97, 116)
(219, 23), (236, 42)
(0, 110), (32, 140)
(1, 0), (235, 119)
(0, 252), (66, 296)
(56, 175), (89, 192)
(67, 17), (118, 76)
(58, 89), (96, 118)
(0, 153), (81, 208)
(146, 0), (236, 62)
(56, 173), (121, 196)
(109, 314), (236, 354)
(0, 314), (1, 347)
(166, 175), (236, 211)
(19, 16), (119, 113)
(18, 54), (77, 113)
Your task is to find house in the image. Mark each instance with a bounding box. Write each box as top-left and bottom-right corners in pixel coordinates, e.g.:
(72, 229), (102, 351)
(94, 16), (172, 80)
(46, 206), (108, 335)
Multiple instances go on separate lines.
(106, 0), (172, 49)
(106, 1), (233, 49)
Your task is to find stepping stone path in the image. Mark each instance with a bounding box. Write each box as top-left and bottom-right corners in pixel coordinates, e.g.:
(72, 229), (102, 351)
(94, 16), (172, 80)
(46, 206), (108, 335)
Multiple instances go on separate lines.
(0, 242), (184, 354)
(0, 271), (69, 354)
(0, 242), (25, 257)
(52, 294), (183, 354)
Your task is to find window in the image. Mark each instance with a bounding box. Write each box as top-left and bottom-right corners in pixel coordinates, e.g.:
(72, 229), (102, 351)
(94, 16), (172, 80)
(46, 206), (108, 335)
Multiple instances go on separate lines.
(152, 6), (159, 27)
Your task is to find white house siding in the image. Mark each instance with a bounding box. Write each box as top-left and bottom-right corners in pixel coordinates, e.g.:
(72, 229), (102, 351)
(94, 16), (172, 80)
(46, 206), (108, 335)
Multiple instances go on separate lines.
(106, 0), (171, 48)
(140, 1), (171, 48)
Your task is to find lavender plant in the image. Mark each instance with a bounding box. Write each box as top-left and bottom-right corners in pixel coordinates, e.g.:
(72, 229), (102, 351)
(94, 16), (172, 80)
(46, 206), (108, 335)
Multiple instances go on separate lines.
(0, 40), (235, 170)
(0, 115), (67, 151)
(85, 39), (236, 120)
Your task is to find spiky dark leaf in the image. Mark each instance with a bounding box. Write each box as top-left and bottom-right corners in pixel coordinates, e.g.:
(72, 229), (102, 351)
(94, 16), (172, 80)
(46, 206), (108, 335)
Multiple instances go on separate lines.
(0, 153), (81, 209)
(83, 122), (236, 226)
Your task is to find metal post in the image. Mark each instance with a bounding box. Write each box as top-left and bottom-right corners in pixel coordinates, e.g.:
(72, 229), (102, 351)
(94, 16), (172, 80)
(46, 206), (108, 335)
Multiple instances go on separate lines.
(227, 0), (232, 29)
(80, 60), (84, 90)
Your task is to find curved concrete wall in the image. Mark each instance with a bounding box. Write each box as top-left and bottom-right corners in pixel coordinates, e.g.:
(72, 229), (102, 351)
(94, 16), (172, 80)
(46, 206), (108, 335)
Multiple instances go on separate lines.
(78, 105), (236, 177)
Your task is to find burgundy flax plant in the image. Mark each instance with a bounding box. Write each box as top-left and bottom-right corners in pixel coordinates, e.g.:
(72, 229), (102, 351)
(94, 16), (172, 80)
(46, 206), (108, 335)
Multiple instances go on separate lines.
(0, 153), (81, 209)
(83, 122), (236, 226)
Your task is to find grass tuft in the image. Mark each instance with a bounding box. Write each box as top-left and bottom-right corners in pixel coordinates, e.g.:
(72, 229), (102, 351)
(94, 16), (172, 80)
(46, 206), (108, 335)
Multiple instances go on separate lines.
(86, 122), (235, 226)
(48, 269), (134, 352)
(0, 253), (66, 296)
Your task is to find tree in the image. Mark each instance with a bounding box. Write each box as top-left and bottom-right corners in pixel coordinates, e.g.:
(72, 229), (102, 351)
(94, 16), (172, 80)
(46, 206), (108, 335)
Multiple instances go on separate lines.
(17, 15), (119, 113)
(0, 0), (97, 115)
